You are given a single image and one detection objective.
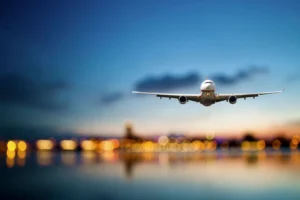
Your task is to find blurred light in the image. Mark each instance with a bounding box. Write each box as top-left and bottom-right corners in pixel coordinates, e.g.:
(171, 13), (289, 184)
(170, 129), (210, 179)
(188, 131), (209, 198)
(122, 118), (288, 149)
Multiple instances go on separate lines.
(18, 141), (27, 151)
(7, 141), (17, 151)
(60, 140), (77, 150)
(17, 157), (26, 167)
(206, 132), (215, 140)
(220, 141), (229, 150)
(292, 135), (300, 142)
(290, 141), (298, 150)
(81, 140), (97, 151)
(101, 151), (118, 162)
(6, 158), (14, 168)
(158, 136), (169, 146)
(61, 152), (76, 166)
(37, 151), (53, 166)
(110, 139), (120, 149)
(142, 141), (155, 152)
(291, 139), (299, 145)
(6, 150), (15, 159)
(81, 151), (96, 164)
(241, 141), (250, 151)
(257, 140), (266, 150)
(272, 140), (281, 150)
(100, 140), (114, 151)
(36, 140), (54, 150)
(192, 141), (205, 151)
(17, 151), (26, 159)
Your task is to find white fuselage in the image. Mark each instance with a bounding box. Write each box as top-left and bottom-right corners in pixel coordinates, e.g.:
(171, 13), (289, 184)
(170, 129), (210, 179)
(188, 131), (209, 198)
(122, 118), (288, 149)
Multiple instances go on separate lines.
(199, 80), (216, 106)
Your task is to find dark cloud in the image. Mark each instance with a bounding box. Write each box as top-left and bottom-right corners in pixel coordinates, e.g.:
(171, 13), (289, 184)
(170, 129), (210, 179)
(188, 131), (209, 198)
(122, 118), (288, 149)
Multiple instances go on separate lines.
(0, 73), (70, 111)
(134, 72), (201, 92)
(212, 65), (269, 86)
(98, 92), (124, 105)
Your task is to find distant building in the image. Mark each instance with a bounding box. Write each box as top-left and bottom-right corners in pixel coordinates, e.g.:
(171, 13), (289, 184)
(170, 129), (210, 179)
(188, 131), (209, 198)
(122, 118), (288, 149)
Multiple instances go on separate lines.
(124, 122), (140, 140)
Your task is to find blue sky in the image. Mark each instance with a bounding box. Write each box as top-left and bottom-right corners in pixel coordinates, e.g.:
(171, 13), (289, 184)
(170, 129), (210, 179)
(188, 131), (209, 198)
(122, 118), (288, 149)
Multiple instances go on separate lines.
(1, 0), (300, 139)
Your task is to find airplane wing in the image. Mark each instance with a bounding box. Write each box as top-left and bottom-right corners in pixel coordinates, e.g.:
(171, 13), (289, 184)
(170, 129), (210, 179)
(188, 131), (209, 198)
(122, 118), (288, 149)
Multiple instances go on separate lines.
(132, 91), (200, 102)
(215, 89), (284, 102)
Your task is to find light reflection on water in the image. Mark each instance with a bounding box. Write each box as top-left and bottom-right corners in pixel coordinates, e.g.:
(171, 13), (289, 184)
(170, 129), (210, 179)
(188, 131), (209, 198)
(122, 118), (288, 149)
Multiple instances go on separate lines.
(1, 150), (300, 200)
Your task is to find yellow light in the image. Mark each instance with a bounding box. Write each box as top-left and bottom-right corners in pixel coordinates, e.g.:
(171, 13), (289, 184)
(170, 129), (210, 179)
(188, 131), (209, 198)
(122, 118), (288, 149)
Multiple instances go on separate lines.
(81, 140), (97, 151)
(6, 150), (15, 159)
(7, 141), (17, 151)
(100, 140), (114, 151)
(158, 136), (169, 146)
(18, 151), (26, 159)
(18, 141), (27, 151)
(142, 141), (155, 152)
(192, 141), (205, 151)
(60, 140), (77, 150)
(272, 140), (281, 150)
(241, 141), (250, 151)
(257, 140), (266, 150)
(36, 140), (54, 150)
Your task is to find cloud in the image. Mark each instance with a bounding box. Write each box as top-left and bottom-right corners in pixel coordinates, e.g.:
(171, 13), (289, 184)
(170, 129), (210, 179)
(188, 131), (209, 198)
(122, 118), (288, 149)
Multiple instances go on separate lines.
(134, 71), (201, 92)
(0, 73), (70, 111)
(98, 92), (124, 105)
(211, 65), (269, 86)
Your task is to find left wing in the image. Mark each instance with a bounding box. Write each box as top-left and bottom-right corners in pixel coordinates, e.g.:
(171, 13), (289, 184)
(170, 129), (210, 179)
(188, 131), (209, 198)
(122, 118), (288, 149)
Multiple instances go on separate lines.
(132, 91), (200, 102)
(215, 89), (284, 102)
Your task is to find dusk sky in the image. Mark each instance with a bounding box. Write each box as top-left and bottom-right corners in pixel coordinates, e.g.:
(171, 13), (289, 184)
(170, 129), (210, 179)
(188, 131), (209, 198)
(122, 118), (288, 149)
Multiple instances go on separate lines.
(1, 0), (300, 139)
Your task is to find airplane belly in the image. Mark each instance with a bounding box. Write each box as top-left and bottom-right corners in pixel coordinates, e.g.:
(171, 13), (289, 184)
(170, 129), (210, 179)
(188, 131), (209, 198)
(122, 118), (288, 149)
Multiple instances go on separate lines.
(199, 92), (216, 106)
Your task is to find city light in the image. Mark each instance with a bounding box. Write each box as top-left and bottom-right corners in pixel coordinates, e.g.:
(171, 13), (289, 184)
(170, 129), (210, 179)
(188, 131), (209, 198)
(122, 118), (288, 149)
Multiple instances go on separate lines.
(7, 150), (16, 159)
(7, 141), (17, 151)
(272, 140), (281, 150)
(18, 141), (27, 151)
(100, 140), (114, 151)
(60, 140), (77, 150)
(81, 140), (97, 151)
(257, 140), (266, 150)
(37, 140), (54, 150)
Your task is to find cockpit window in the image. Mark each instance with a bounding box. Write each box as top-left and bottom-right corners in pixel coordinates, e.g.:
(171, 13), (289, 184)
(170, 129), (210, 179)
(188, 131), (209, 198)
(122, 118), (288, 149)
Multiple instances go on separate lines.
(206, 81), (212, 84)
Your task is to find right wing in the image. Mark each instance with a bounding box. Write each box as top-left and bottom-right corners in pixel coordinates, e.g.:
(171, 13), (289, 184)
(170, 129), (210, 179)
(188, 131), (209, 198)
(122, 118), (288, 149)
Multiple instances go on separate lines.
(132, 91), (200, 102)
(215, 89), (284, 102)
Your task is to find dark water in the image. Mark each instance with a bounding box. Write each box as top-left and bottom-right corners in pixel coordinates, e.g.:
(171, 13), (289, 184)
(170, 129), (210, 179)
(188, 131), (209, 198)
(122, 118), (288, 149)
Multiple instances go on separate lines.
(1, 150), (300, 200)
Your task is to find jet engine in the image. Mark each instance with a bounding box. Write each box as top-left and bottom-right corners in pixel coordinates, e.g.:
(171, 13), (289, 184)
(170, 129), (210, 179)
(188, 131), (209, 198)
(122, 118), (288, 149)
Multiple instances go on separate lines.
(178, 96), (188, 104)
(228, 95), (237, 104)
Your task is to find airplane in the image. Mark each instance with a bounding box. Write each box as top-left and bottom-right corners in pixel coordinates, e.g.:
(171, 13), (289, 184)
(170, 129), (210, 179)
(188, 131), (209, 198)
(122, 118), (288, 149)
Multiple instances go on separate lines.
(132, 79), (284, 107)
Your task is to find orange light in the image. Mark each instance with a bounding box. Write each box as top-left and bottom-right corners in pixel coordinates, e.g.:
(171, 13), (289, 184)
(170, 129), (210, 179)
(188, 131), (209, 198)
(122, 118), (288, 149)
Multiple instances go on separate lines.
(18, 141), (27, 151)
(272, 140), (281, 150)
(192, 141), (205, 151)
(37, 152), (53, 166)
(36, 140), (54, 150)
(142, 141), (155, 152)
(60, 140), (77, 150)
(290, 141), (298, 150)
(111, 139), (120, 149)
(257, 140), (265, 150)
(81, 140), (97, 151)
(6, 158), (14, 168)
(6, 150), (15, 159)
(17, 151), (26, 159)
(7, 141), (17, 151)
(100, 140), (114, 151)
(241, 141), (250, 151)
(291, 139), (299, 145)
